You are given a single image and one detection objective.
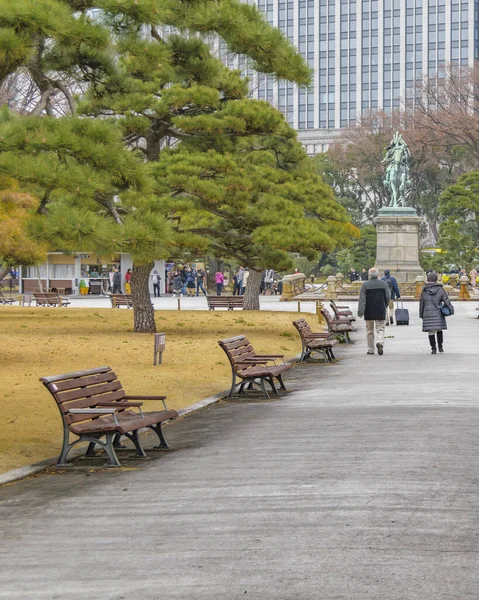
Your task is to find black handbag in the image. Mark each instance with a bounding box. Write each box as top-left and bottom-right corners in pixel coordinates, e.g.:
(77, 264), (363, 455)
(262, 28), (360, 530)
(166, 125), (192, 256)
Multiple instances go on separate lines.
(440, 304), (452, 317)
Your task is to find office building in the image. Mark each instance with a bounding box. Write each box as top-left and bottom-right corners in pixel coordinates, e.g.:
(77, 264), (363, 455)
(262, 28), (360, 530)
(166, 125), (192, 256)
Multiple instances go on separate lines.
(229, 0), (477, 154)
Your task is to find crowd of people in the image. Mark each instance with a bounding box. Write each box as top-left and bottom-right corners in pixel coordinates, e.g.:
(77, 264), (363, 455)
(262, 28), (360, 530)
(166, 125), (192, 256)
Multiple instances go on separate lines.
(90, 264), (282, 297)
(167, 265), (281, 297)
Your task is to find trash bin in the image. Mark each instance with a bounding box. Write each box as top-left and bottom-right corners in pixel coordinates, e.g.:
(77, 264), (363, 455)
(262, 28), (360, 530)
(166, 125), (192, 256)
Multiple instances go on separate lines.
(90, 279), (102, 295)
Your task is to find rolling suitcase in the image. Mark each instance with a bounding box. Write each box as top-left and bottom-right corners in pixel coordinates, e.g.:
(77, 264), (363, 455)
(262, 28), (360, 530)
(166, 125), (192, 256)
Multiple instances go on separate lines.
(395, 300), (409, 325)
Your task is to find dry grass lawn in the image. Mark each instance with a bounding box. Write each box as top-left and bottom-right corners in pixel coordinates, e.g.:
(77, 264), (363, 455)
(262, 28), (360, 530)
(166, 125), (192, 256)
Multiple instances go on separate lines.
(0, 306), (309, 474)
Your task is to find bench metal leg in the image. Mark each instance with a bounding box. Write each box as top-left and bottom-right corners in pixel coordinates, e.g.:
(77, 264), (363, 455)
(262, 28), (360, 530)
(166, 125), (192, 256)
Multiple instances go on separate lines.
(103, 432), (121, 467)
(276, 374), (287, 391)
(150, 423), (169, 449)
(259, 378), (270, 399)
(57, 431), (121, 467)
(124, 431), (147, 458)
(57, 427), (75, 467)
(113, 433), (127, 449)
(85, 436), (102, 457)
(229, 372), (239, 397)
(266, 377), (279, 396)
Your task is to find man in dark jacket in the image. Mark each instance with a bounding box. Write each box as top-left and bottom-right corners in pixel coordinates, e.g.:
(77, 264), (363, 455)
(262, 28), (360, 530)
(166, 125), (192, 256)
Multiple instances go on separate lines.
(358, 267), (391, 355)
(349, 267), (359, 282)
(381, 269), (401, 325)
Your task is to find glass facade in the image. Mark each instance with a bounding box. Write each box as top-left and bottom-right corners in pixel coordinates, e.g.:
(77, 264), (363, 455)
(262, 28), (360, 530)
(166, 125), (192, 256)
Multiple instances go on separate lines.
(243, 0), (476, 146)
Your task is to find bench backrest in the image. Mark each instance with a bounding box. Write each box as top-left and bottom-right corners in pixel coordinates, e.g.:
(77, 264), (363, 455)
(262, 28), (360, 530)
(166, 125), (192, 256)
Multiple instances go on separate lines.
(110, 294), (132, 306)
(218, 335), (257, 373)
(292, 319), (313, 341)
(321, 308), (333, 324)
(40, 366), (126, 429)
(208, 296), (244, 309)
(208, 297), (230, 304)
(228, 297), (244, 306)
(329, 303), (342, 319)
(34, 292), (60, 301)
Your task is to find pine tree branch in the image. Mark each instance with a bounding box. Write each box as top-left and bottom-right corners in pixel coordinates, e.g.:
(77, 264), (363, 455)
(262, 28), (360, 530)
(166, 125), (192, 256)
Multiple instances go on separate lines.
(49, 79), (76, 114)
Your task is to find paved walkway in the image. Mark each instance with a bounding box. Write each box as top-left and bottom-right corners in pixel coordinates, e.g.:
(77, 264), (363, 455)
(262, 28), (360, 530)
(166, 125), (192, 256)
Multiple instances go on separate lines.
(55, 294), (319, 312)
(1, 303), (479, 599)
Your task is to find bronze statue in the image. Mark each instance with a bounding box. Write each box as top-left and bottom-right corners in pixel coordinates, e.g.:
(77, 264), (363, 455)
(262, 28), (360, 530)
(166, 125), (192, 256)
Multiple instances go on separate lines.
(383, 132), (412, 208)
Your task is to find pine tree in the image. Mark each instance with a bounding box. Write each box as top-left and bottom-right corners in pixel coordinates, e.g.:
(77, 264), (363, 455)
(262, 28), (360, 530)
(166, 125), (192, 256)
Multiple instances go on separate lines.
(0, 1), (355, 323)
(437, 171), (479, 268)
(153, 123), (358, 308)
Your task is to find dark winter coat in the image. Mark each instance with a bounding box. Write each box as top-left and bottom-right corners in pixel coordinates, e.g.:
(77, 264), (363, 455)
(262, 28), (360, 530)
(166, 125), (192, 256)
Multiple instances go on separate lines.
(173, 274), (182, 291)
(358, 276), (391, 321)
(349, 270), (359, 282)
(419, 283), (453, 332)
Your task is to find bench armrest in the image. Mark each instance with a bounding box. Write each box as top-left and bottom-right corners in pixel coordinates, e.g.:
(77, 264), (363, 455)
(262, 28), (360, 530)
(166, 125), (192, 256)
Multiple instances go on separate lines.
(240, 359), (269, 364)
(96, 401), (143, 408)
(68, 408), (117, 414)
(68, 407), (124, 425)
(305, 333), (330, 339)
(124, 395), (168, 410)
(124, 395), (166, 400)
(330, 318), (349, 324)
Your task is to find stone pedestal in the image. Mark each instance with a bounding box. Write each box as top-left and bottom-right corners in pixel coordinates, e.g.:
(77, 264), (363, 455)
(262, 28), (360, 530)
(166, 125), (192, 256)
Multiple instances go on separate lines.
(375, 207), (424, 283)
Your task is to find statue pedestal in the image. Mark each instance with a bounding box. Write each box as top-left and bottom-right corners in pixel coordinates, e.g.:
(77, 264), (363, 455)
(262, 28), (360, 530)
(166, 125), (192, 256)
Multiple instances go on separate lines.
(375, 207), (424, 283)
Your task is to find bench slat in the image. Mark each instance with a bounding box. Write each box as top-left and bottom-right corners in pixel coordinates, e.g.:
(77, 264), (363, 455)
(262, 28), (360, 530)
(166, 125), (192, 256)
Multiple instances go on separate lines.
(57, 380), (123, 403)
(220, 338), (252, 351)
(50, 371), (118, 392)
(59, 392), (129, 413)
(41, 366), (111, 384)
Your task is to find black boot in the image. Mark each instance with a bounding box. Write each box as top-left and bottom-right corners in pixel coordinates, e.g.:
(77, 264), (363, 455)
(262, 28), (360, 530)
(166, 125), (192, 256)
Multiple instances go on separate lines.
(438, 346), (444, 353)
(390, 316), (394, 325)
(431, 347), (437, 354)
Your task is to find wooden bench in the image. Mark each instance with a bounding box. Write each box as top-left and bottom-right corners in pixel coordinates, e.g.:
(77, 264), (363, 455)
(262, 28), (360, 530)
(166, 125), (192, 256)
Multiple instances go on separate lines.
(207, 295), (244, 310)
(218, 335), (292, 398)
(40, 366), (178, 467)
(0, 291), (16, 305)
(330, 301), (356, 323)
(34, 292), (71, 307)
(321, 308), (354, 343)
(109, 293), (133, 308)
(330, 299), (354, 319)
(292, 318), (338, 362)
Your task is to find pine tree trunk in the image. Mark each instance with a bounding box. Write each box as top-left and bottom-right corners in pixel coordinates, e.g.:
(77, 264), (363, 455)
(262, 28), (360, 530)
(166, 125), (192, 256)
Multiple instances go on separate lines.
(243, 269), (262, 310)
(131, 262), (156, 333)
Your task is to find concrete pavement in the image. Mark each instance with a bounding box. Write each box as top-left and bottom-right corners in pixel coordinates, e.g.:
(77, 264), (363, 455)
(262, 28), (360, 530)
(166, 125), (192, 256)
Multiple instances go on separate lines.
(53, 294), (319, 313)
(1, 302), (479, 599)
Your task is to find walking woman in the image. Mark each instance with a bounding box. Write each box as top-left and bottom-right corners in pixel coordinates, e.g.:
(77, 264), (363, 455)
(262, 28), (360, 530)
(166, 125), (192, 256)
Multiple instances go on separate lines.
(124, 268), (132, 294)
(215, 270), (224, 295)
(419, 271), (454, 354)
(172, 271), (183, 298)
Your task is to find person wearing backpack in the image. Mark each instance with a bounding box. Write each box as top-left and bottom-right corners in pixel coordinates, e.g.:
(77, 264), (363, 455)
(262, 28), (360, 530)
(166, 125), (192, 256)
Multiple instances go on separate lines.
(151, 269), (161, 297)
(382, 269), (401, 325)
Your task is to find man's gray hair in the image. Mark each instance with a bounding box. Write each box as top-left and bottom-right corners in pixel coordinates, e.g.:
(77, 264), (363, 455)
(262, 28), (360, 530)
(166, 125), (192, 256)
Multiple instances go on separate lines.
(368, 267), (379, 279)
